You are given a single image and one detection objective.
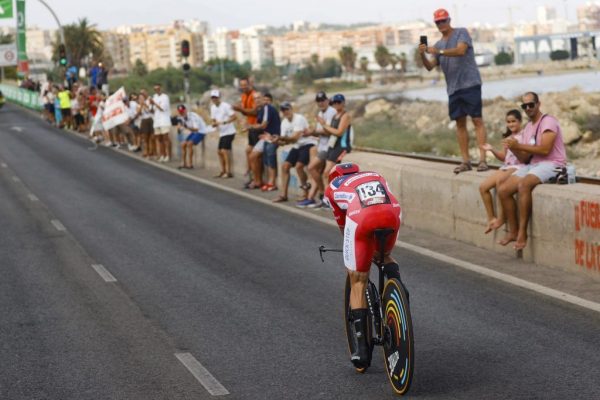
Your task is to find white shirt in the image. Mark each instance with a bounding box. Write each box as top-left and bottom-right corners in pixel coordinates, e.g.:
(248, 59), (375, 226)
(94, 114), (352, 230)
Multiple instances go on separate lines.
(316, 106), (337, 152)
(281, 113), (313, 149)
(181, 111), (207, 133)
(128, 100), (139, 124)
(152, 93), (171, 128)
(140, 98), (153, 120)
(210, 101), (236, 137)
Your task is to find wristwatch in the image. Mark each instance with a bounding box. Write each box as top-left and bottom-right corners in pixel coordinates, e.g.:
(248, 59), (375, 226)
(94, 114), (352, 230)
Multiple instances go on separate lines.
(440, 49), (445, 55)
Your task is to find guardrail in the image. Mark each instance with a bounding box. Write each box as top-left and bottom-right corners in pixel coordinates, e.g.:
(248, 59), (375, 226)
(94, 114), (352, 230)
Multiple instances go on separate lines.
(0, 84), (42, 111)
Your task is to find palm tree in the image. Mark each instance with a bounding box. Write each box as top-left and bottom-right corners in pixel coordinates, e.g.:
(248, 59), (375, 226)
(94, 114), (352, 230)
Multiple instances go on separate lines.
(389, 53), (399, 74)
(338, 46), (357, 78)
(52, 18), (104, 67)
(359, 56), (369, 74)
(374, 45), (391, 82)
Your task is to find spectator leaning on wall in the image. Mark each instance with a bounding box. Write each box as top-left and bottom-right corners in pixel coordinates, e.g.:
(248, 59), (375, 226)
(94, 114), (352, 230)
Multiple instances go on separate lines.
(210, 90), (237, 178)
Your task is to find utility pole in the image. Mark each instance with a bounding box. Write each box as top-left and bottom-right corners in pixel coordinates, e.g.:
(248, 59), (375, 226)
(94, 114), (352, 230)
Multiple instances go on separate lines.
(181, 39), (191, 105)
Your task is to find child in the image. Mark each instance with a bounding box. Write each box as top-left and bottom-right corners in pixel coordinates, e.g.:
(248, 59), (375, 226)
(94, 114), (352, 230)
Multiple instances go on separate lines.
(479, 109), (524, 237)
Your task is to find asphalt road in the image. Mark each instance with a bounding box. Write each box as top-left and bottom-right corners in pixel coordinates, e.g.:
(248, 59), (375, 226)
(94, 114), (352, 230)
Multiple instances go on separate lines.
(1, 104), (599, 399)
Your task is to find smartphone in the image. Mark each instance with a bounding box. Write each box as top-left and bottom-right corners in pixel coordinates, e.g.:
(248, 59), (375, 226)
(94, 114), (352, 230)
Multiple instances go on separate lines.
(420, 35), (428, 46)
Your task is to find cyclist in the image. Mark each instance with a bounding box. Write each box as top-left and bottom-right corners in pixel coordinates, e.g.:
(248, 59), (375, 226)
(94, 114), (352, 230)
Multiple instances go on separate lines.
(323, 163), (403, 369)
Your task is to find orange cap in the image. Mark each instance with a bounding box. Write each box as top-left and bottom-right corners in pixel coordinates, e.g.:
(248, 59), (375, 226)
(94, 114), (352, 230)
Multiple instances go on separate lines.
(433, 8), (450, 22)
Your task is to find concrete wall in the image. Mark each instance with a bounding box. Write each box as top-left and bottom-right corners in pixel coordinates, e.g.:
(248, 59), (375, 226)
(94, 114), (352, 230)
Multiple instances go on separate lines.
(184, 134), (600, 277)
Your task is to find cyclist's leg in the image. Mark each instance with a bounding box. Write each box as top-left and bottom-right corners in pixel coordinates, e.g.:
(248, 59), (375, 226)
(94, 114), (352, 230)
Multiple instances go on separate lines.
(344, 219), (376, 369)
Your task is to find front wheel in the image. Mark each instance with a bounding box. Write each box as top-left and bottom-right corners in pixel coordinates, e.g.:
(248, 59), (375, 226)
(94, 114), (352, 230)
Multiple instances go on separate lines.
(382, 278), (414, 395)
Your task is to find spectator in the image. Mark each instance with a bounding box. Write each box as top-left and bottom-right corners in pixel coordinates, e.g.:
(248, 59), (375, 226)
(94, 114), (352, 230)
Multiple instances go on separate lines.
(209, 90), (237, 178)
(176, 104), (208, 170)
(149, 84), (172, 162)
(138, 89), (155, 158)
(246, 92), (281, 190)
(272, 102), (314, 203)
(419, 8), (488, 174)
(66, 65), (78, 90)
(479, 109), (524, 234)
(497, 92), (568, 250)
(90, 62), (101, 89)
(71, 89), (84, 132)
(128, 92), (142, 151)
(299, 93), (352, 208)
(57, 85), (73, 129)
(232, 77), (258, 179)
(300, 91), (337, 208)
(40, 78), (55, 124)
(96, 62), (109, 95)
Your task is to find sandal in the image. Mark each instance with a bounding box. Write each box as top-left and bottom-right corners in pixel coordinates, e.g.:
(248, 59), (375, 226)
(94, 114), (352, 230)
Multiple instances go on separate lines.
(244, 181), (263, 190)
(223, 173), (233, 178)
(213, 172), (226, 178)
(272, 195), (288, 203)
(453, 162), (472, 174)
(477, 161), (489, 172)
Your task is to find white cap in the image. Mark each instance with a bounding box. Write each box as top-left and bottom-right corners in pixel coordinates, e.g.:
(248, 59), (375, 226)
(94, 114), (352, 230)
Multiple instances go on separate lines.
(210, 89), (220, 98)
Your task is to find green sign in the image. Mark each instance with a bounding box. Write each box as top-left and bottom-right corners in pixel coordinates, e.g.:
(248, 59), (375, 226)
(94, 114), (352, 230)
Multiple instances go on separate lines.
(0, 0), (13, 19)
(16, 0), (27, 77)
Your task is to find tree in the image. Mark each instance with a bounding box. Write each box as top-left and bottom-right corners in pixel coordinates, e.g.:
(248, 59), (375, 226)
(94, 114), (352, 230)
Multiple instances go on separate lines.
(389, 53), (399, 72)
(399, 52), (408, 73)
(0, 33), (14, 45)
(374, 45), (391, 70)
(133, 59), (148, 76)
(338, 46), (357, 75)
(359, 56), (369, 74)
(494, 51), (513, 65)
(550, 50), (570, 61)
(52, 18), (103, 67)
(413, 48), (424, 69)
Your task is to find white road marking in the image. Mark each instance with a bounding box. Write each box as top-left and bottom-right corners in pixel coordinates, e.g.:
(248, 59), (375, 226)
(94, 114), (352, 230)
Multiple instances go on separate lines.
(1, 163), (7, 168)
(91, 264), (117, 282)
(175, 353), (229, 396)
(11, 176), (20, 182)
(395, 241), (600, 313)
(57, 127), (600, 314)
(50, 219), (66, 231)
(10, 126), (23, 132)
(27, 194), (39, 201)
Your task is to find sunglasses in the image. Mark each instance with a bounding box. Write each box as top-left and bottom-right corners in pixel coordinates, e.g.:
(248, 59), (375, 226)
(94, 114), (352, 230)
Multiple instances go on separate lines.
(520, 102), (537, 110)
(435, 18), (449, 25)
(331, 100), (343, 105)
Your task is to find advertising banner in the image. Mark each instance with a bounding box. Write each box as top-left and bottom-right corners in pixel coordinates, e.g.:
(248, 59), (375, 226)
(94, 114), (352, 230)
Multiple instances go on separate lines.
(101, 87), (129, 130)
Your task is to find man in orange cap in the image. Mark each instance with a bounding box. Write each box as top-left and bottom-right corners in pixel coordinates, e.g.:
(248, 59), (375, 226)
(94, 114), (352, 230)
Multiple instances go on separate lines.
(418, 8), (488, 174)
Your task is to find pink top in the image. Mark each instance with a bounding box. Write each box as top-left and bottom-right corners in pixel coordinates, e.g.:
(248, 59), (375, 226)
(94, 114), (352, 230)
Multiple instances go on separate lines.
(503, 132), (523, 167)
(522, 115), (567, 166)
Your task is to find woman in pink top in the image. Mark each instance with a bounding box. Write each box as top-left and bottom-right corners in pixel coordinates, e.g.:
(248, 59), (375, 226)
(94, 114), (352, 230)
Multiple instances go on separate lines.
(479, 109), (524, 234)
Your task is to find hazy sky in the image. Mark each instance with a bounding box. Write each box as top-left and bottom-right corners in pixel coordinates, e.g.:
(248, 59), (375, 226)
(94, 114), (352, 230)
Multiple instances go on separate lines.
(0, 0), (592, 30)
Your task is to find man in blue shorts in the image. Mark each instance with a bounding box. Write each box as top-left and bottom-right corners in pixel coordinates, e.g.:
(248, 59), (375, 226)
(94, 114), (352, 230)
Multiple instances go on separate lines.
(419, 8), (488, 174)
(177, 104), (207, 170)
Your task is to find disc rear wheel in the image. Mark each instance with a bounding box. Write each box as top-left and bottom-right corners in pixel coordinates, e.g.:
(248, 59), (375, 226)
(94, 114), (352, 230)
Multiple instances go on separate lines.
(381, 278), (414, 395)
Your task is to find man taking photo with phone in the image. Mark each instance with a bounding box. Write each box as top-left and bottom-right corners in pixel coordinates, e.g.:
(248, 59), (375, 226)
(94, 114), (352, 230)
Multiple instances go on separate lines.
(418, 8), (488, 174)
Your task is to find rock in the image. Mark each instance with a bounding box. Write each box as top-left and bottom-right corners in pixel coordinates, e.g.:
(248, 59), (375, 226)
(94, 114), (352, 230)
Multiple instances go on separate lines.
(561, 121), (582, 144)
(582, 130), (594, 143)
(364, 99), (393, 117)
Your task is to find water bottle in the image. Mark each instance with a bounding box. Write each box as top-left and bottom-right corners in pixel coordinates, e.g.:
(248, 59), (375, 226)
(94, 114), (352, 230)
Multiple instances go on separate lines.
(566, 164), (576, 184)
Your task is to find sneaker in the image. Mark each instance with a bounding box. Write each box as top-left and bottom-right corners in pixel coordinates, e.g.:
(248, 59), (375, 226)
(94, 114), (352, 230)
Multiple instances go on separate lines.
(128, 144), (135, 151)
(296, 199), (316, 208)
(158, 156), (165, 162)
(307, 200), (322, 209)
(164, 156), (170, 163)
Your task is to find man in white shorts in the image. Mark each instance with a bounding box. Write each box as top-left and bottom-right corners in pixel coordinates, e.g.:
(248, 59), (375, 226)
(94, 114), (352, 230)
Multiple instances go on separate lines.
(497, 91), (567, 250)
(149, 84), (172, 162)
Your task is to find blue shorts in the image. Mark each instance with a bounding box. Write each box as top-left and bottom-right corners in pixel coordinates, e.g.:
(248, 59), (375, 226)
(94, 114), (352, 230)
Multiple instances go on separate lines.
(263, 141), (278, 169)
(448, 85), (482, 120)
(185, 132), (205, 145)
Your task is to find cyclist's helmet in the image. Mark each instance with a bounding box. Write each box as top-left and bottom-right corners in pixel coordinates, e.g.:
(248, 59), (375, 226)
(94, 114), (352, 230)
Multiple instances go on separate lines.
(328, 162), (360, 183)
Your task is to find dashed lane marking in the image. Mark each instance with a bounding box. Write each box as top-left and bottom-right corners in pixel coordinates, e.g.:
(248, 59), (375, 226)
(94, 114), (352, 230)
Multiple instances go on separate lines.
(50, 219), (66, 232)
(1, 163), (7, 168)
(27, 194), (39, 201)
(175, 353), (230, 396)
(11, 176), (20, 182)
(91, 264), (117, 282)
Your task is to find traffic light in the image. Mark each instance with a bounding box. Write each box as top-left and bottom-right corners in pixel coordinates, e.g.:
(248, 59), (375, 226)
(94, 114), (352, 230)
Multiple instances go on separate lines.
(58, 44), (67, 66)
(182, 63), (191, 72)
(181, 40), (190, 58)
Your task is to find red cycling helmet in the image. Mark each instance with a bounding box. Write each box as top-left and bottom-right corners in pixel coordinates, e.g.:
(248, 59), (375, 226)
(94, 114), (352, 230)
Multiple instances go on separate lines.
(328, 162), (360, 183)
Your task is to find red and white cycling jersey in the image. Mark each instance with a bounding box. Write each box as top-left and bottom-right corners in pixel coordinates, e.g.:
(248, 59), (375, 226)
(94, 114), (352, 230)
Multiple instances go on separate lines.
(324, 171), (402, 272)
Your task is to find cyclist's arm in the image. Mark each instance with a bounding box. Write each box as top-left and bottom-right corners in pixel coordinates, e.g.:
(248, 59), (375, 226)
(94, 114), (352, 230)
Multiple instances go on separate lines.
(324, 186), (346, 233)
